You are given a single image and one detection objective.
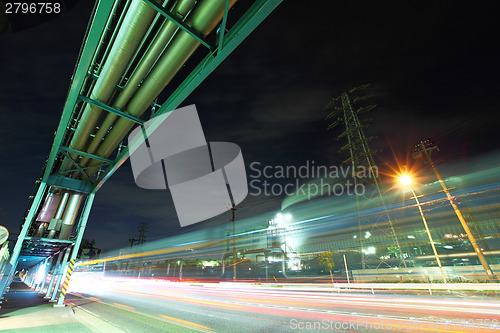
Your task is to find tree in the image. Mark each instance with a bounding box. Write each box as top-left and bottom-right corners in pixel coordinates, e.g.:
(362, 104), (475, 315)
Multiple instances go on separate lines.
(79, 238), (101, 259)
(317, 250), (335, 284)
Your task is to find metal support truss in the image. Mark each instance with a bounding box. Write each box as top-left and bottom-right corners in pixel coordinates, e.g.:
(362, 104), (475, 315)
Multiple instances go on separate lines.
(92, 0), (284, 193)
(0, 0), (115, 298)
(0, 182), (47, 296)
(142, 0), (216, 51)
(41, 0), (115, 185)
(2, 0), (284, 300)
(78, 95), (144, 125)
(217, 0), (231, 51)
(59, 146), (115, 165)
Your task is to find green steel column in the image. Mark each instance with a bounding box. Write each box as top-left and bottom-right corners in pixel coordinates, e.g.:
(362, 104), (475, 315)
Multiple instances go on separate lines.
(217, 0), (231, 50)
(0, 181), (47, 297)
(37, 257), (52, 294)
(50, 247), (72, 303)
(71, 193), (95, 261)
(27, 264), (37, 287)
(44, 250), (64, 299)
(54, 193), (95, 306)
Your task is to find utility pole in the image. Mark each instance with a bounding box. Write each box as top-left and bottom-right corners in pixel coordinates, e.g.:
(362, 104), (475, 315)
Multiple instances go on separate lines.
(413, 139), (497, 282)
(232, 205), (237, 281)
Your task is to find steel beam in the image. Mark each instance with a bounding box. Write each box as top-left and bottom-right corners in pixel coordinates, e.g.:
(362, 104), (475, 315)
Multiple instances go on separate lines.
(62, 150), (94, 182)
(142, 0), (216, 51)
(23, 237), (75, 244)
(78, 95), (144, 125)
(59, 146), (114, 165)
(47, 175), (94, 194)
(217, 0), (231, 51)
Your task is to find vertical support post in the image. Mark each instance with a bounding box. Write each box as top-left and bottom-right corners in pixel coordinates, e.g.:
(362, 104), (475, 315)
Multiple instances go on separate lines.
(70, 193), (95, 261)
(35, 259), (47, 291)
(217, 0), (231, 51)
(52, 193), (93, 305)
(26, 265), (35, 287)
(50, 247), (72, 302)
(0, 260), (7, 279)
(0, 182), (47, 297)
(38, 256), (53, 294)
(264, 253), (268, 281)
(343, 254), (350, 284)
(30, 265), (38, 287)
(0, 243), (9, 282)
(166, 260), (170, 277)
(232, 206), (236, 281)
(56, 259), (75, 306)
(179, 259), (183, 281)
(45, 250), (64, 298)
(33, 264), (40, 287)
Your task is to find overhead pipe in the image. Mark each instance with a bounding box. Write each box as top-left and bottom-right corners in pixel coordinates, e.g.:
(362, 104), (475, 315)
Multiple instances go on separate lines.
(47, 192), (70, 239)
(35, 191), (61, 223)
(58, 194), (83, 240)
(65, 0), (131, 139)
(118, 0), (173, 86)
(33, 190), (61, 237)
(84, 0), (237, 178)
(77, 0), (196, 169)
(93, 0), (133, 76)
(59, 0), (158, 173)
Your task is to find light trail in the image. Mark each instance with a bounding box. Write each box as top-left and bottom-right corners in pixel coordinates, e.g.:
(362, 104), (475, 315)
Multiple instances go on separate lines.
(67, 278), (500, 332)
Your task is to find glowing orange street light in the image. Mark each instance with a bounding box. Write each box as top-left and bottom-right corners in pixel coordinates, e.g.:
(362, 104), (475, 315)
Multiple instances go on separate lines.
(400, 174), (447, 283)
(399, 174), (412, 186)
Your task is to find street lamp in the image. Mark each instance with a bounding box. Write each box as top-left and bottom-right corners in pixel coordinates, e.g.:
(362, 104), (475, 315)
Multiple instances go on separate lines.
(400, 174), (447, 283)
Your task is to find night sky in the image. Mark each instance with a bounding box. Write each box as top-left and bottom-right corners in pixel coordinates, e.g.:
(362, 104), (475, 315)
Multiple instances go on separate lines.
(1, 1), (500, 251)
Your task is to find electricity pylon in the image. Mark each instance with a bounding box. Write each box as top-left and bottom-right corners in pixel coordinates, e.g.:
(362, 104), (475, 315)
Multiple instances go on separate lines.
(325, 85), (406, 269)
